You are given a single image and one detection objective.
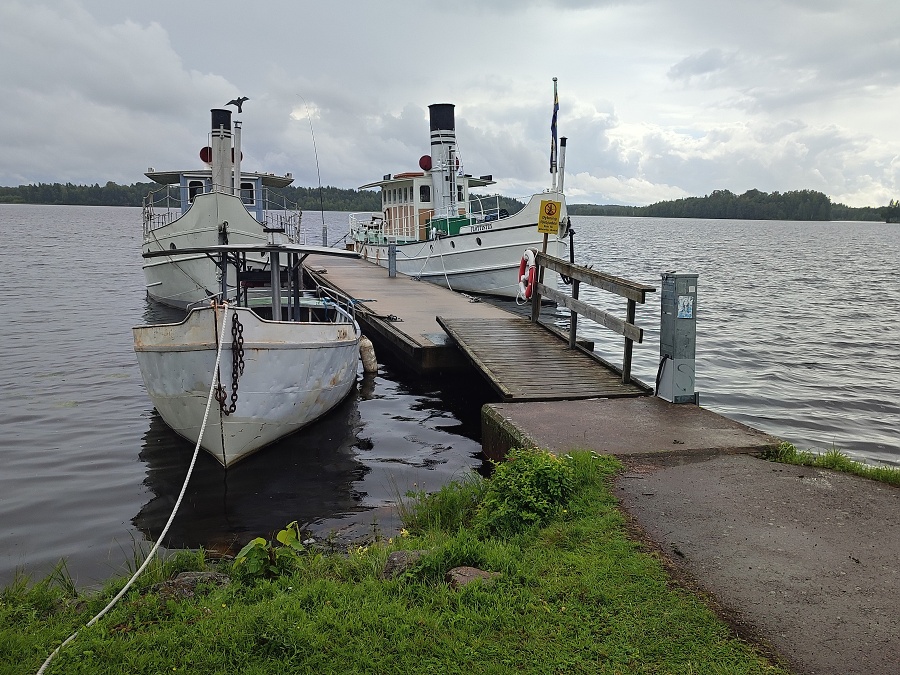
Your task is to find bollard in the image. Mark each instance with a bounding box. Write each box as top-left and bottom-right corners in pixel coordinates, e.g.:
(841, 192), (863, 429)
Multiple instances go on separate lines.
(658, 272), (699, 404)
(388, 240), (397, 278)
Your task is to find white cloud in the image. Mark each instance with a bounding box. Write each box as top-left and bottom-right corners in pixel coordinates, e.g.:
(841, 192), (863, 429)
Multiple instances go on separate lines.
(2, 0), (900, 208)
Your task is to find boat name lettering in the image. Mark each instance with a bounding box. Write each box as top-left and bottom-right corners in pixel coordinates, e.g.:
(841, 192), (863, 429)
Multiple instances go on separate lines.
(470, 224), (493, 232)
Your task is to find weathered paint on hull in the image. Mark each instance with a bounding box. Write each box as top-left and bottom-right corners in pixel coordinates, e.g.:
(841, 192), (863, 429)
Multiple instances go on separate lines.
(133, 306), (359, 467)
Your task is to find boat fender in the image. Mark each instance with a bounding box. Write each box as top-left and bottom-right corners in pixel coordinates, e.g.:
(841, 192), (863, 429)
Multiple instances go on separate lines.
(517, 248), (537, 300)
(359, 335), (377, 374)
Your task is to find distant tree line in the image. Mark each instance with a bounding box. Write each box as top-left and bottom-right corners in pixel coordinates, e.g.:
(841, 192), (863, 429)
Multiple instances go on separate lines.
(569, 189), (886, 222)
(880, 199), (900, 223)
(2, 182), (893, 222)
(278, 185), (380, 211)
(0, 181), (157, 206)
(0, 182), (382, 211)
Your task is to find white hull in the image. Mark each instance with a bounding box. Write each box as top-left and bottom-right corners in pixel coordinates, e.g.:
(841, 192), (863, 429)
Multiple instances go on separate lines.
(133, 305), (359, 467)
(355, 194), (569, 298)
(143, 192), (274, 310)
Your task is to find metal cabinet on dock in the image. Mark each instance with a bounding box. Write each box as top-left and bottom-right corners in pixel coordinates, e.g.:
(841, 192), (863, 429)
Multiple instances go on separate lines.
(658, 273), (699, 404)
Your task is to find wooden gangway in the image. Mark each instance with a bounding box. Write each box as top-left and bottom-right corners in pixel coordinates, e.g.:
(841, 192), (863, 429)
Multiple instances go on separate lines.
(437, 316), (649, 402)
(438, 250), (657, 402)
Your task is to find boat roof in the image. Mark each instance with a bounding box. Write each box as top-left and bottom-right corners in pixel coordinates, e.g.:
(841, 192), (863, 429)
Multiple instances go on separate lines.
(359, 174), (495, 190)
(142, 243), (360, 260)
(146, 169), (294, 188)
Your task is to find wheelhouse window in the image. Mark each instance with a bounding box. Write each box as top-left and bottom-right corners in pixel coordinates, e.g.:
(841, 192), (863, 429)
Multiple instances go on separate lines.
(188, 180), (204, 202)
(420, 185), (431, 203)
(240, 181), (255, 206)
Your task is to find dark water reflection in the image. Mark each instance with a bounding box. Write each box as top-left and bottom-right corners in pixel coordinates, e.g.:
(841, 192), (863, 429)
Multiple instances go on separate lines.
(132, 360), (492, 558)
(133, 400), (368, 553)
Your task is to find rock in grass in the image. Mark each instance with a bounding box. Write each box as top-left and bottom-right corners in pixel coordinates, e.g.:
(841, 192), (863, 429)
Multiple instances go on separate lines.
(446, 566), (500, 589)
(381, 550), (427, 579)
(151, 571), (231, 599)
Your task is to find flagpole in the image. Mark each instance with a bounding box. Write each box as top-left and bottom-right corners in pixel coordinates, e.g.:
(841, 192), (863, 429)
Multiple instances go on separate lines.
(550, 77), (559, 192)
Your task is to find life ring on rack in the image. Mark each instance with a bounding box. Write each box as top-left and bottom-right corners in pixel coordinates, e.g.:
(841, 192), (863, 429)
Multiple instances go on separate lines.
(518, 248), (537, 299)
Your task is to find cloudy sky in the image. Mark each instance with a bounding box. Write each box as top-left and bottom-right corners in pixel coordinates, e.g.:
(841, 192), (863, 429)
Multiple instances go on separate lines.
(2, 0), (899, 207)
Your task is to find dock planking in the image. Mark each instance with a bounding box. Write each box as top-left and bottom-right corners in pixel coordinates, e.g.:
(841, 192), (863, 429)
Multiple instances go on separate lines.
(305, 255), (518, 372)
(437, 316), (649, 402)
(305, 255), (651, 398)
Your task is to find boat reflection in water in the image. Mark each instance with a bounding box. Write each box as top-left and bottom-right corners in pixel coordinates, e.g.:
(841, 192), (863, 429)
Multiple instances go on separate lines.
(132, 362), (491, 555)
(132, 391), (369, 555)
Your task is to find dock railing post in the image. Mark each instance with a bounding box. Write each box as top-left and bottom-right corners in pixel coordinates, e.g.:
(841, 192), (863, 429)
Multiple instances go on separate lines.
(568, 279), (580, 349)
(530, 261), (542, 323)
(622, 299), (636, 383)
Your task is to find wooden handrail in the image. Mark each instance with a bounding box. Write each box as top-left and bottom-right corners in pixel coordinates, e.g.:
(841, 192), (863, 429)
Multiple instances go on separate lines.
(530, 252), (656, 384)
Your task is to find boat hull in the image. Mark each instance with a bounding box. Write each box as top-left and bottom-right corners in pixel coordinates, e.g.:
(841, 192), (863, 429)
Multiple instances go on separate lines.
(133, 306), (359, 467)
(354, 194), (569, 298)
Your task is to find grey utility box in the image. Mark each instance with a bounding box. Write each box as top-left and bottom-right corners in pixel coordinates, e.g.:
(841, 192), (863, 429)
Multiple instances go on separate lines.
(658, 272), (699, 404)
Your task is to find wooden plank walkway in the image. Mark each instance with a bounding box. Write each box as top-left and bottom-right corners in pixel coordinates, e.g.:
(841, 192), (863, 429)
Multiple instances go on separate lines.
(306, 255), (518, 372)
(437, 316), (649, 402)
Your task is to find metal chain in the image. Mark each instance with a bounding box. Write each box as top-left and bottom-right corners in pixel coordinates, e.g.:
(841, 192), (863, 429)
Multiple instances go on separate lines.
(216, 311), (245, 416)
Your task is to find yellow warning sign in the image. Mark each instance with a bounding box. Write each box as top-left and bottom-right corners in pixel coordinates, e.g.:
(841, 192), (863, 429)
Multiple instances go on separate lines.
(537, 200), (561, 234)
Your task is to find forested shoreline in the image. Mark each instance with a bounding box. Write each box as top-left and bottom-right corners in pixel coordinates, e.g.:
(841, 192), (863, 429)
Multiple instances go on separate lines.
(0, 182), (893, 221)
(567, 188), (887, 221)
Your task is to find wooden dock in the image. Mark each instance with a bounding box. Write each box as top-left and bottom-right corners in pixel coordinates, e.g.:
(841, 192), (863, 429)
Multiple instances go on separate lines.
(305, 255), (649, 402)
(306, 254), (516, 372)
(437, 316), (648, 401)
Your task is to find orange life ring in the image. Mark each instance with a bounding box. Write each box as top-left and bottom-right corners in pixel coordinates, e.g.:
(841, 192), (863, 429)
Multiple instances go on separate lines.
(518, 249), (537, 299)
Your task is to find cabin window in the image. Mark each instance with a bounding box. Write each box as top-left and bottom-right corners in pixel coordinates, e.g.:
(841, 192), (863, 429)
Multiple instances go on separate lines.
(188, 180), (204, 202)
(240, 181), (255, 205)
(457, 186), (464, 203)
(420, 185), (431, 202)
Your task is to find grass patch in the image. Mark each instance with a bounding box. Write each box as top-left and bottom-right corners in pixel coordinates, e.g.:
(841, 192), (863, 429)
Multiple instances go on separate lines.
(5, 450), (788, 674)
(763, 442), (900, 486)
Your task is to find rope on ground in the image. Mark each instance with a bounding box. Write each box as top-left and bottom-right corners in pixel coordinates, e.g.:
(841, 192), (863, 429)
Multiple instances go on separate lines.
(37, 302), (233, 675)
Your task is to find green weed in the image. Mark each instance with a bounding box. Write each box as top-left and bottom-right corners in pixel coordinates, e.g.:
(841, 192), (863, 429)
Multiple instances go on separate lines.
(474, 447), (575, 537)
(764, 442), (900, 486)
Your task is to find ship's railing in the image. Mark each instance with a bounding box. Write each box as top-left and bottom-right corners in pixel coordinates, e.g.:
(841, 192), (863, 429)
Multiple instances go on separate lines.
(468, 193), (508, 222)
(319, 286), (357, 324)
(142, 185), (180, 237)
(261, 187), (303, 243)
(141, 182), (303, 243)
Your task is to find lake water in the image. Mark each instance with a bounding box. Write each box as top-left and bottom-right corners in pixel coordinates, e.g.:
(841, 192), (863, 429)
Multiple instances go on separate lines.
(1, 205), (897, 587)
(565, 215), (899, 467)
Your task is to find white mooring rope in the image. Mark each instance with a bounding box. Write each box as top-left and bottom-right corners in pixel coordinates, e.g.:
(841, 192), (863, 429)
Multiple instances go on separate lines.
(37, 302), (232, 674)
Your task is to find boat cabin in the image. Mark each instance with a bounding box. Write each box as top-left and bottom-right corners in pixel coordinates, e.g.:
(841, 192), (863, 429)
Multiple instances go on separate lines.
(358, 171), (497, 242)
(145, 168), (294, 222)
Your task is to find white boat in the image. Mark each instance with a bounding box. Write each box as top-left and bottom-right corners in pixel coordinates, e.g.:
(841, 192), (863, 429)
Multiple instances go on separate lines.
(348, 98), (572, 299)
(142, 107), (303, 310)
(134, 243), (361, 468)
